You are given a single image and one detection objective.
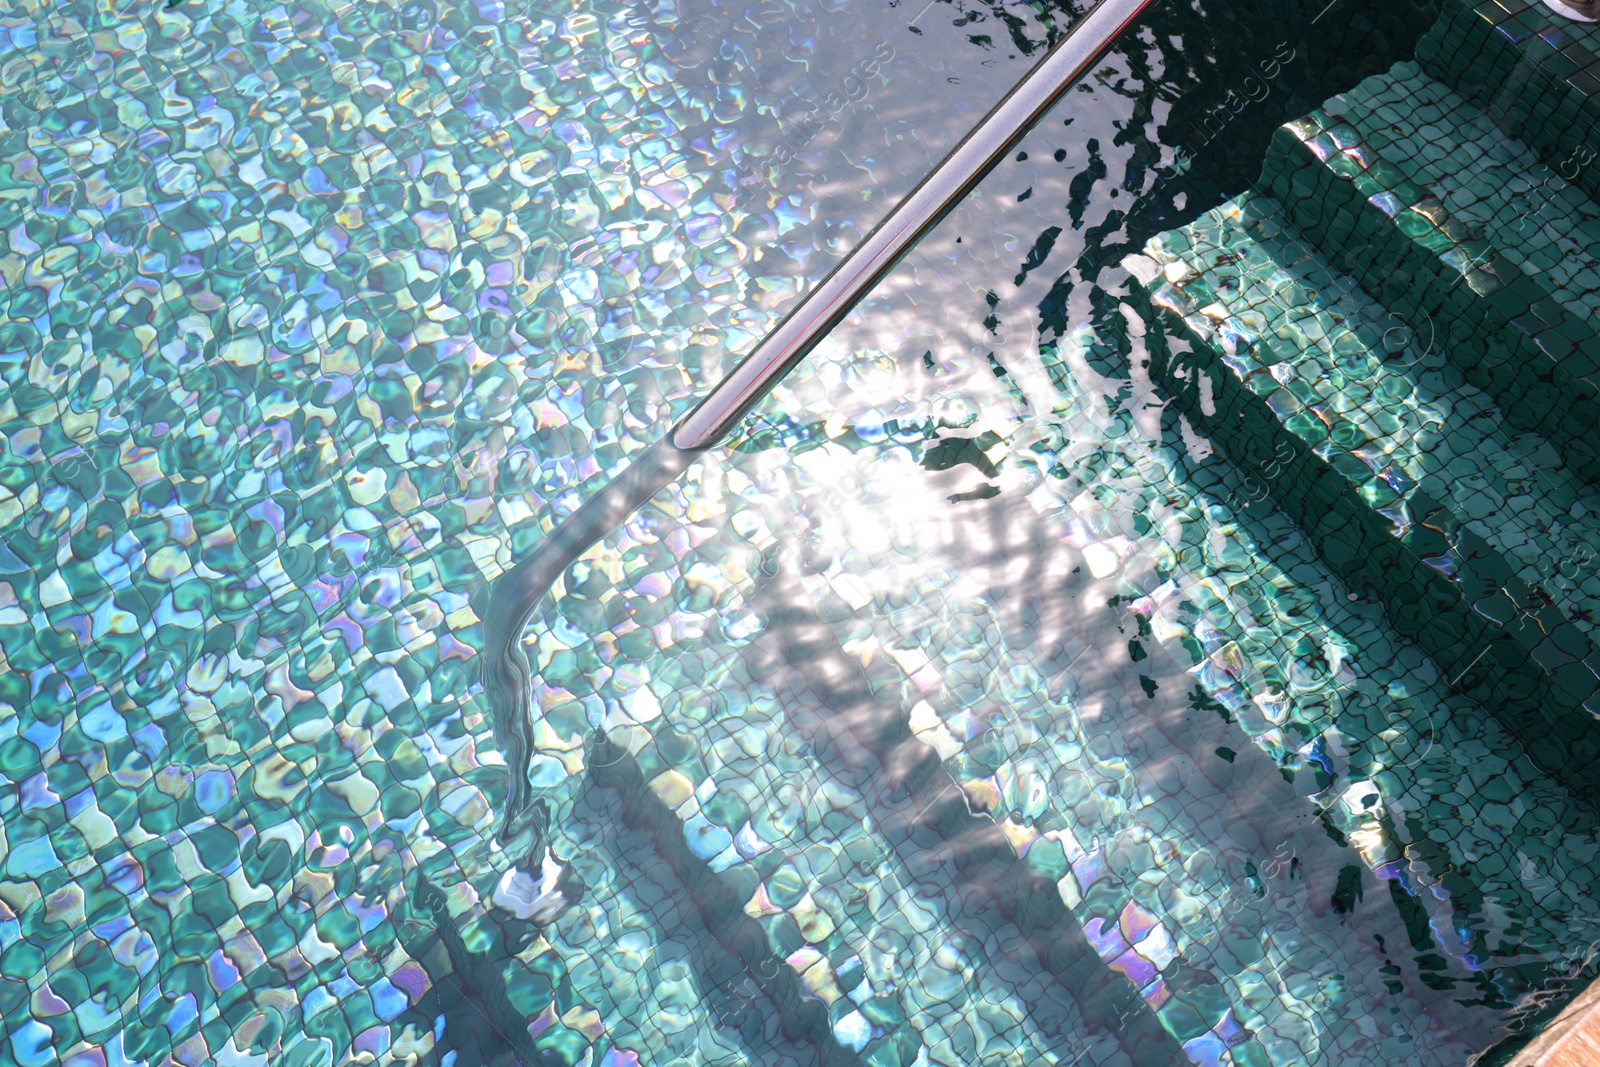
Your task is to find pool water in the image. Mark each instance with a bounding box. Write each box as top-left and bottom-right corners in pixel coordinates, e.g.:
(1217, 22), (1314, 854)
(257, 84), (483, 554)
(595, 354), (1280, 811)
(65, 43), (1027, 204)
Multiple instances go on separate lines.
(3, 0), (1600, 1064)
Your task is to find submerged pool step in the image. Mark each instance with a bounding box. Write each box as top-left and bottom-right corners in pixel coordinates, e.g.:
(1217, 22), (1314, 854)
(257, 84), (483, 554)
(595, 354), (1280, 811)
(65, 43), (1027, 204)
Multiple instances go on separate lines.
(1120, 264), (1600, 801)
(1080, 433), (1600, 1041)
(1126, 198), (1600, 1017)
(1416, 0), (1600, 206)
(1326, 64), (1600, 335)
(1135, 193), (1600, 650)
(1255, 88), (1600, 486)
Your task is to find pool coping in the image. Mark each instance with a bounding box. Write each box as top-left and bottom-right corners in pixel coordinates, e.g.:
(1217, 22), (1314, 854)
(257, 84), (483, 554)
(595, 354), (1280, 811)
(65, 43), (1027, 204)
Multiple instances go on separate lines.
(1506, 976), (1600, 1065)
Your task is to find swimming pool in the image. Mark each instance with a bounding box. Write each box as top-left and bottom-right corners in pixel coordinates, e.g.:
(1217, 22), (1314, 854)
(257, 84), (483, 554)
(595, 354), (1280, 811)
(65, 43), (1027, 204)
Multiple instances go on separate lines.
(2, 0), (1599, 1064)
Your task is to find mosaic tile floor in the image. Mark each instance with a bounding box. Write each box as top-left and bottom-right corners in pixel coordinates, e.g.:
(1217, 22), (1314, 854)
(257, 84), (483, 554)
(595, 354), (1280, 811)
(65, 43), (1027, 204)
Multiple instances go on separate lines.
(0, 0), (1077, 1063)
(3, 0), (1600, 1065)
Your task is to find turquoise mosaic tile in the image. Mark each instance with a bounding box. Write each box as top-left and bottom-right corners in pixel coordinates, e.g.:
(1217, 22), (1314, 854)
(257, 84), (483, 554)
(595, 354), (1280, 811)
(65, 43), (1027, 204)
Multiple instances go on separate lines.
(2, 0), (1598, 1062)
(0, 0), (1070, 1062)
(1418, 0), (1600, 204)
(1323, 64), (1600, 331)
(1133, 190), (1600, 647)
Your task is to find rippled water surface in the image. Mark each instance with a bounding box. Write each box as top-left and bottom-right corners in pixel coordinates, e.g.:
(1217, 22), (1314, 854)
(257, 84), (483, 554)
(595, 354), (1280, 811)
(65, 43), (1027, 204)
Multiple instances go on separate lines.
(4, 0), (1600, 1064)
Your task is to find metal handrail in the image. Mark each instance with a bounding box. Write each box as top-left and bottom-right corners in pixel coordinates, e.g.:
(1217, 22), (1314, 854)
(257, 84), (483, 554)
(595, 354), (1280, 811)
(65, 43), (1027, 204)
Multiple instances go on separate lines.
(481, 0), (1155, 855)
(673, 0), (1154, 448)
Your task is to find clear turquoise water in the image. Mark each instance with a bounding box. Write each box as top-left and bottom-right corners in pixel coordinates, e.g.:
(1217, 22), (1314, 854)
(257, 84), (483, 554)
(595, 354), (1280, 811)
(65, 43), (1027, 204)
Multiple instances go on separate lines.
(4, 0), (1600, 1064)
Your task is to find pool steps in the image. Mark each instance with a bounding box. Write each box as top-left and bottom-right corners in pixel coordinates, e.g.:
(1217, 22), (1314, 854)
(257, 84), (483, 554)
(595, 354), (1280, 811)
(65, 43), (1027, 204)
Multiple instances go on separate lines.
(1125, 59), (1600, 807)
